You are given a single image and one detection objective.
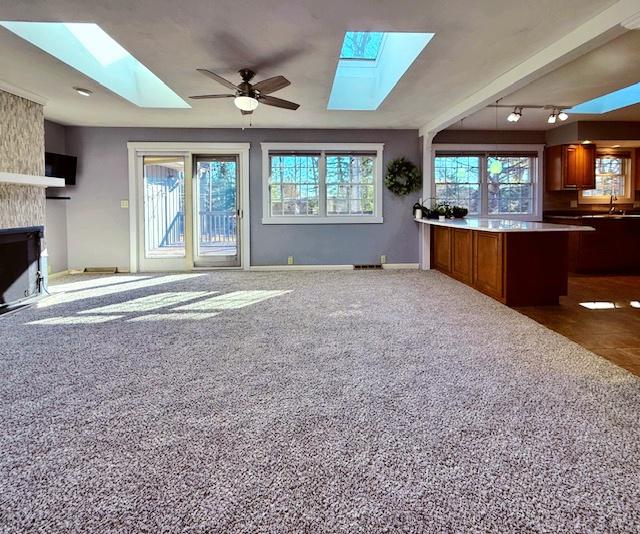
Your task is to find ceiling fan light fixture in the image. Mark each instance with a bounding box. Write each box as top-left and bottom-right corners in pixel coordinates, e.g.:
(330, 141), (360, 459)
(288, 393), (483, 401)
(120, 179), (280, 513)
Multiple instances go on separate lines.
(234, 96), (259, 112)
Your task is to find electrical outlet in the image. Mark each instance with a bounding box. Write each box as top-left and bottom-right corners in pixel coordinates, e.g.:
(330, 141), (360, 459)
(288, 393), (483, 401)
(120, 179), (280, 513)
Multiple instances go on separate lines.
(570, 200), (578, 208)
(120, 200), (129, 209)
(380, 255), (387, 264)
(287, 256), (294, 265)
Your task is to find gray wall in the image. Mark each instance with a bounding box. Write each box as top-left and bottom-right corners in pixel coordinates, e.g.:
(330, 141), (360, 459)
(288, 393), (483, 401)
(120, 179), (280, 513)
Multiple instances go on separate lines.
(62, 127), (420, 270)
(44, 120), (67, 154)
(44, 120), (69, 273)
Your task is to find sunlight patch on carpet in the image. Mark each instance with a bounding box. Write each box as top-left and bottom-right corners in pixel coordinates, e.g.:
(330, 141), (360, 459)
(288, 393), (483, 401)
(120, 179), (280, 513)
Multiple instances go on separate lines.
(175, 290), (291, 311)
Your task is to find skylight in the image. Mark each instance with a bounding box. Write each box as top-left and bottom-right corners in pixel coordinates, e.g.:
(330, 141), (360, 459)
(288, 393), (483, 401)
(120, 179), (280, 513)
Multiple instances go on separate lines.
(328, 32), (434, 111)
(340, 32), (384, 60)
(567, 81), (640, 114)
(0, 21), (189, 108)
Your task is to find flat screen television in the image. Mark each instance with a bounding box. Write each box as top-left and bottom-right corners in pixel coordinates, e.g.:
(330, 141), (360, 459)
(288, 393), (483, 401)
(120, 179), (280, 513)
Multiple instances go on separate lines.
(45, 152), (77, 186)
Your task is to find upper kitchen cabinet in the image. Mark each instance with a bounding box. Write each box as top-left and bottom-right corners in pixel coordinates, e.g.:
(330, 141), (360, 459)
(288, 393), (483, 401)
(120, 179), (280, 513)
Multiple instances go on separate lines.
(636, 148), (640, 190)
(545, 144), (596, 191)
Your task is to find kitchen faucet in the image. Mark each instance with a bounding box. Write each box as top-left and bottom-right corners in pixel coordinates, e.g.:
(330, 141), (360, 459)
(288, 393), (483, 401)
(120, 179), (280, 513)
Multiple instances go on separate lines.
(609, 194), (618, 214)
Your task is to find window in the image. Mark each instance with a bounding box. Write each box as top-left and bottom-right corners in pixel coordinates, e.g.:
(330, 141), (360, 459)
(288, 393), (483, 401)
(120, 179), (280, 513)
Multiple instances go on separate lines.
(269, 154), (320, 216)
(433, 149), (540, 219)
(434, 155), (481, 214)
(326, 155), (375, 215)
(580, 154), (633, 204)
(487, 156), (533, 215)
(262, 143), (383, 224)
(340, 32), (385, 60)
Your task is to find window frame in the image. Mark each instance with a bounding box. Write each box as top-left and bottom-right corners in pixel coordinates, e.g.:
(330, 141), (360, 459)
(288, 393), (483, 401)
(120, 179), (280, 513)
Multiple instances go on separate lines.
(431, 144), (544, 221)
(261, 143), (384, 224)
(579, 151), (634, 205)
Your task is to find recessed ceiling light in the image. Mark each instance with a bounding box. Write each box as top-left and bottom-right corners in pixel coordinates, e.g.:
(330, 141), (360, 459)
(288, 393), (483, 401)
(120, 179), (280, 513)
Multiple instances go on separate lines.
(612, 144), (621, 148)
(73, 87), (93, 96)
(582, 140), (592, 144)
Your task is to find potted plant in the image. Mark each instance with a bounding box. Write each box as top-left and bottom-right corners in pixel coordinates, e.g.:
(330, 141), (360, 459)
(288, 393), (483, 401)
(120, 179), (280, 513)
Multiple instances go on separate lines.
(435, 202), (452, 221)
(451, 206), (469, 219)
(412, 201), (423, 219)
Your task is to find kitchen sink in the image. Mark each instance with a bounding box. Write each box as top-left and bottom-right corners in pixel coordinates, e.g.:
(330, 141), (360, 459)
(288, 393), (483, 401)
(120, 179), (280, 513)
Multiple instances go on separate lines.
(582, 214), (640, 219)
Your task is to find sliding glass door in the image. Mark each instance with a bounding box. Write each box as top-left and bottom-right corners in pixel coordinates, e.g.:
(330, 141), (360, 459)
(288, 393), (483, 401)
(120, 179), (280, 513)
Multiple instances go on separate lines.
(139, 155), (189, 271)
(193, 156), (240, 267)
(135, 150), (243, 271)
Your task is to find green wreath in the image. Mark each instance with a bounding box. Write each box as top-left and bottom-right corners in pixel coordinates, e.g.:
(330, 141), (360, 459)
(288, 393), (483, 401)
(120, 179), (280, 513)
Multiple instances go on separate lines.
(384, 157), (422, 196)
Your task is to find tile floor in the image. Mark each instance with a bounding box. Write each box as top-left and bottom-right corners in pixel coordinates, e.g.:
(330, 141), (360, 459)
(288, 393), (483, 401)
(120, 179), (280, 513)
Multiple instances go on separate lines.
(517, 275), (640, 375)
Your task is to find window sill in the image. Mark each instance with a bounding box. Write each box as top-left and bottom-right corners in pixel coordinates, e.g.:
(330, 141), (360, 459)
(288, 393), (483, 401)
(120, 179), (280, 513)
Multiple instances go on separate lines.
(579, 197), (634, 205)
(262, 216), (383, 225)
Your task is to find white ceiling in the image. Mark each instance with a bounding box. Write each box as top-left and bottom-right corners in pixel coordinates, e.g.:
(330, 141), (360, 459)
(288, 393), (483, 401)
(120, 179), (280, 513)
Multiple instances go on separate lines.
(0, 0), (621, 129)
(450, 29), (640, 131)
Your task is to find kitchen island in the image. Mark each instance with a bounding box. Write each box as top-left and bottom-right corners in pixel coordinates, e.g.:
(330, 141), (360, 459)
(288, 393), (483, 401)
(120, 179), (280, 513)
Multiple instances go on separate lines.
(416, 218), (594, 306)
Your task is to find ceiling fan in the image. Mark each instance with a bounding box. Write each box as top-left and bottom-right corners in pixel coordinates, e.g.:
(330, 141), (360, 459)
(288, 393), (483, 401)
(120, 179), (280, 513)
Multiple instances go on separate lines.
(190, 68), (300, 115)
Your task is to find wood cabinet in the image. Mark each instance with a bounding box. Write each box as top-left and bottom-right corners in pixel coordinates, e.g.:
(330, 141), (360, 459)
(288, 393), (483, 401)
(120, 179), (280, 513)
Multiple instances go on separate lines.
(635, 148), (640, 190)
(545, 216), (640, 273)
(431, 227), (570, 306)
(472, 232), (504, 299)
(451, 229), (473, 284)
(433, 226), (451, 271)
(545, 144), (596, 190)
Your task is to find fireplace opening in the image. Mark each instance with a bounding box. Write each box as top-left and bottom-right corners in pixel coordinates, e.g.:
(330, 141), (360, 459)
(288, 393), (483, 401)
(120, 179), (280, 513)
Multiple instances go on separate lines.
(0, 226), (44, 314)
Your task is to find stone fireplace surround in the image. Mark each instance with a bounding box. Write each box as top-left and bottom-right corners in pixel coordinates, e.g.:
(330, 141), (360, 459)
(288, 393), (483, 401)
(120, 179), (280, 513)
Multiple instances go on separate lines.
(0, 89), (48, 309)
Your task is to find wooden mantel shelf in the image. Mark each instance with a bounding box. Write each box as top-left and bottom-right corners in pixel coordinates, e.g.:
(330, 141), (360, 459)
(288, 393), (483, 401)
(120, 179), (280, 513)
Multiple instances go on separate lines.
(0, 172), (65, 188)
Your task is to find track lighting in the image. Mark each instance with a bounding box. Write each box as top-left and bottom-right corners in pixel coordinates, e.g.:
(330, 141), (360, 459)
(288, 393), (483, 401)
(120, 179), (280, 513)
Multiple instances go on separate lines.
(507, 107), (522, 122)
(494, 104), (570, 125)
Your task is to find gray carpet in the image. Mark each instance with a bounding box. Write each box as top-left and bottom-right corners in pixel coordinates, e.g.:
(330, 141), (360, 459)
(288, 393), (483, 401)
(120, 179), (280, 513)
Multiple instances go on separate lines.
(1, 270), (639, 532)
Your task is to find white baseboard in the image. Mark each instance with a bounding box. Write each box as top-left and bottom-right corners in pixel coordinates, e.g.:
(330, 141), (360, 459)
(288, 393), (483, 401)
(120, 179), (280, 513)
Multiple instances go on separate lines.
(250, 264), (355, 271)
(382, 263), (419, 270)
(47, 270), (69, 280)
(250, 263), (419, 271)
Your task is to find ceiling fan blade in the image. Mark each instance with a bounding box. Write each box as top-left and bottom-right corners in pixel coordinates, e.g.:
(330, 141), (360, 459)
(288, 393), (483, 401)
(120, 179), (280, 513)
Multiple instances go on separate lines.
(196, 69), (238, 91)
(241, 110), (253, 115)
(189, 94), (235, 99)
(258, 95), (300, 110)
(252, 76), (290, 95)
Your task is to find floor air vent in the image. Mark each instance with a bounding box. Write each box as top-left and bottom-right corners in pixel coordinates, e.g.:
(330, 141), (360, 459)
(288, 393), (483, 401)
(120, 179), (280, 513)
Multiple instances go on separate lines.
(353, 264), (383, 270)
(84, 267), (118, 274)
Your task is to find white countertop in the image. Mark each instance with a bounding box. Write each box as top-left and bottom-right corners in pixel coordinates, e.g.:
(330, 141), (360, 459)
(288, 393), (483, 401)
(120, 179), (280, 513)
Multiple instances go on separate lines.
(415, 217), (595, 233)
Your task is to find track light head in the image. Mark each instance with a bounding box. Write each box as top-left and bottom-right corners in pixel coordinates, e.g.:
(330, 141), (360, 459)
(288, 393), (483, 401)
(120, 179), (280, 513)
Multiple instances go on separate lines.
(547, 112), (557, 124)
(507, 107), (522, 123)
(558, 110), (569, 121)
